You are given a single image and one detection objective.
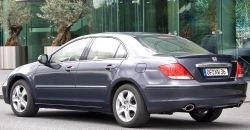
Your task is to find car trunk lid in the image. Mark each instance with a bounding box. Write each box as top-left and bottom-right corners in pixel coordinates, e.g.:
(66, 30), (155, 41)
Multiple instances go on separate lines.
(175, 54), (237, 82)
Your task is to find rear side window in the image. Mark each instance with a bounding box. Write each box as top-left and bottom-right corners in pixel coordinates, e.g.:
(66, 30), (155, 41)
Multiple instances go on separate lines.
(115, 44), (127, 58)
(87, 38), (126, 60)
(137, 36), (210, 56)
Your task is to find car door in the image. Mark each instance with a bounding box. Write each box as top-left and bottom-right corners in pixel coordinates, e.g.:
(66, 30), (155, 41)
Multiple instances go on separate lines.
(75, 37), (127, 107)
(34, 38), (91, 105)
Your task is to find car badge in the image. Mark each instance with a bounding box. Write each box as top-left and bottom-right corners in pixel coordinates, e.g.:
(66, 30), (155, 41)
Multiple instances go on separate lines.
(212, 57), (217, 62)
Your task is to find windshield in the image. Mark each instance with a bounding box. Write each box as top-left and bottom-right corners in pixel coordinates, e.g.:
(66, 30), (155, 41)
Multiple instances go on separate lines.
(136, 36), (210, 56)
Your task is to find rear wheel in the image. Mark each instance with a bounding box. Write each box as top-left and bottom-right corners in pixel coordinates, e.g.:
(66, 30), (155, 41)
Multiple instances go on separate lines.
(189, 108), (222, 122)
(112, 84), (149, 127)
(10, 80), (39, 117)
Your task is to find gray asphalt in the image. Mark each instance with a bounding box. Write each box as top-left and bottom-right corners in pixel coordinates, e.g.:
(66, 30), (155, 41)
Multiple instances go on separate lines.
(0, 70), (12, 98)
(0, 70), (10, 86)
(0, 100), (250, 130)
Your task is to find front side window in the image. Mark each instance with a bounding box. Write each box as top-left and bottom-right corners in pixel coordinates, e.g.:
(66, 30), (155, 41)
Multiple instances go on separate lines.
(50, 38), (90, 63)
(87, 38), (126, 60)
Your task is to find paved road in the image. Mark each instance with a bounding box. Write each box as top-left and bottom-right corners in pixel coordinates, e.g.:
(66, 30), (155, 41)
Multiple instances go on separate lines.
(0, 70), (11, 97)
(0, 70), (11, 85)
(0, 100), (249, 130)
(0, 70), (12, 96)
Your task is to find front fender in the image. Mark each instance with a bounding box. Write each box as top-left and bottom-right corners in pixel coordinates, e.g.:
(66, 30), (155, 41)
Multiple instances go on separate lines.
(5, 73), (36, 104)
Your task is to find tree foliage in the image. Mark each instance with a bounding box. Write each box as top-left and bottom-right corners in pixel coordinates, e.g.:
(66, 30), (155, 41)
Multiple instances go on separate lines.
(236, 0), (250, 30)
(0, 0), (31, 46)
(37, 0), (90, 46)
(0, 2), (3, 26)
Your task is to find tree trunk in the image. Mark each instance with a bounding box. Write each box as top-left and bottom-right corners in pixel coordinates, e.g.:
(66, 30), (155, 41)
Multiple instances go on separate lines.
(5, 26), (23, 46)
(208, 1), (217, 32)
(52, 23), (71, 46)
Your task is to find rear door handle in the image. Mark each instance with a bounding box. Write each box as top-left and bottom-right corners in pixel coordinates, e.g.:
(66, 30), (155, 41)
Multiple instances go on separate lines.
(105, 64), (116, 71)
(65, 66), (76, 72)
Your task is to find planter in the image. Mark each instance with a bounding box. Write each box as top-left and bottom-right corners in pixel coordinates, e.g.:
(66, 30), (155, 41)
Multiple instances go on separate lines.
(44, 46), (60, 56)
(0, 47), (3, 69)
(0, 46), (27, 69)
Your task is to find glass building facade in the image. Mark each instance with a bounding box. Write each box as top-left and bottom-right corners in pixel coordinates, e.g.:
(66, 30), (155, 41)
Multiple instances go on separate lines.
(1, 0), (250, 76)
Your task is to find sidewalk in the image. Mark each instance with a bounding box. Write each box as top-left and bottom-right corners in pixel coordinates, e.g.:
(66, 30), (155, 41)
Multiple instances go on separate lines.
(0, 69), (250, 101)
(0, 70), (12, 98)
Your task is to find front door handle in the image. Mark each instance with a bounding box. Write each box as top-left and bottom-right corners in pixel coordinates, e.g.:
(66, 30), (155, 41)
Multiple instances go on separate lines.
(65, 66), (76, 72)
(105, 64), (116, 71)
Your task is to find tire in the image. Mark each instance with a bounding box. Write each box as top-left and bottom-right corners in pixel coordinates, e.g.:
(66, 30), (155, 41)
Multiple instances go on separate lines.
(10, 80), (39, 117)
(112, 84), (149, 127)
(189, 108), (222, 122)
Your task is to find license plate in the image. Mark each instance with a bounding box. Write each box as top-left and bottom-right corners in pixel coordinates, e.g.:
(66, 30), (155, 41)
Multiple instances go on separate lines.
(204, 68), (228, 77)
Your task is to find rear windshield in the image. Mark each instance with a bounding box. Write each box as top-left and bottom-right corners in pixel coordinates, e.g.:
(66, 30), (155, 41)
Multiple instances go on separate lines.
(136, 36), (210, 56)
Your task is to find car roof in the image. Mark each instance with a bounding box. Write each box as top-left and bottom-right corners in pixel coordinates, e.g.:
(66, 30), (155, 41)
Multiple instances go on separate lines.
(81, 32), (174, 38)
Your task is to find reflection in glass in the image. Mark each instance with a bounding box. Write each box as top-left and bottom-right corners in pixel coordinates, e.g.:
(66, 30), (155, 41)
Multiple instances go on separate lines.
(91, 0), (168, 33)
(236, 0), (250, 77)
(179, 0), (217, 53)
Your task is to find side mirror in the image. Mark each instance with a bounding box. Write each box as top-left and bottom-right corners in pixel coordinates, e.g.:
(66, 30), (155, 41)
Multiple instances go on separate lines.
(38, 54), (49, 65)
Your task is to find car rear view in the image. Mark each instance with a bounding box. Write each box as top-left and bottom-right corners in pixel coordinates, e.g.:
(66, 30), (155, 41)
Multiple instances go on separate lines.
(135, 35), (247, 122)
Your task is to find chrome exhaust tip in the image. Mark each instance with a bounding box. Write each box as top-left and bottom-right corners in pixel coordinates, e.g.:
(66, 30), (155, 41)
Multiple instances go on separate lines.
(182, 104), (195, 112)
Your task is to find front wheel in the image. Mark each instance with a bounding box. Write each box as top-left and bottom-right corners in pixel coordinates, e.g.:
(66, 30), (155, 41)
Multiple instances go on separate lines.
(10, 80), (39, 117)
(112, 84), (149, 128)
(189, 108), (222, 122)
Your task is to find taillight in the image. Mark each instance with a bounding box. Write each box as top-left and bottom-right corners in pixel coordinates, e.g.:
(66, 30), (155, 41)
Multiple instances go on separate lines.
(236, 62), (243, 78)
(159, 63), (193, 80)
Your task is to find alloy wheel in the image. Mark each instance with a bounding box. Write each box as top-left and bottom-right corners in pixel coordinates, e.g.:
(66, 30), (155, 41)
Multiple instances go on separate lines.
(192, 109), (208, 117)
(190, 108), (223, 122)
(115, 90), (137, 122)
(12, 85), (28, 113)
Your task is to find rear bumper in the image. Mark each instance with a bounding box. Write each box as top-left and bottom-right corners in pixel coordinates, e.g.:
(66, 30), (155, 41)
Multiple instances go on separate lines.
(144, 81), (247, 113)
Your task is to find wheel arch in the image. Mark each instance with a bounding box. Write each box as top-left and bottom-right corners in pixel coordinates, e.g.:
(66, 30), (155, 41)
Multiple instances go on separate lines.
(108, 78), (148, 113)
(6, 74), (34, 104)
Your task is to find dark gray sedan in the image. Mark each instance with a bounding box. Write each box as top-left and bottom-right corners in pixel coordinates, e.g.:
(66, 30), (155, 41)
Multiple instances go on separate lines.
(2, 32), (247, 127)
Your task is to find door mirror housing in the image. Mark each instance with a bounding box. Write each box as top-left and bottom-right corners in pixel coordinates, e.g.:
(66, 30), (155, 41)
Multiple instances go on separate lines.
(38, 54), (49, 65)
